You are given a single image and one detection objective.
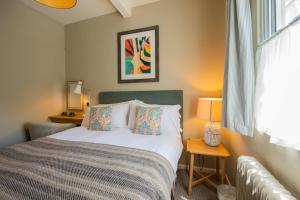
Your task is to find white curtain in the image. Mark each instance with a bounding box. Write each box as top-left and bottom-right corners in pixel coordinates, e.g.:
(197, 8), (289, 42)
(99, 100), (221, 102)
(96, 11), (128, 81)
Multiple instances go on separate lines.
(255, 19), (300, 150)
(222, 0), (255, 136)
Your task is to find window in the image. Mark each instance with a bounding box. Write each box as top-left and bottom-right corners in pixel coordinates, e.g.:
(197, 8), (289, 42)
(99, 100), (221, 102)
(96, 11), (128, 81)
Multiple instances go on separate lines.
(260, 0), (300, 41)
(255, 0), (300, 150)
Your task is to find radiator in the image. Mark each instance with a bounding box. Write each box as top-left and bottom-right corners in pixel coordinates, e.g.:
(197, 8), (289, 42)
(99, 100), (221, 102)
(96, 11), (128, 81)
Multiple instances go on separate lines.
(236, 156), (297, 200)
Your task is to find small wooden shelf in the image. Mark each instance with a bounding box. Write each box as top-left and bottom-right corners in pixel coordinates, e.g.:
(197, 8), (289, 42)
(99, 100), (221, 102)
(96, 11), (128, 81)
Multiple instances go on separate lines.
(187, 139), (230, 157)
(48, 114), (83, 125)
(186, 138), (231, 195)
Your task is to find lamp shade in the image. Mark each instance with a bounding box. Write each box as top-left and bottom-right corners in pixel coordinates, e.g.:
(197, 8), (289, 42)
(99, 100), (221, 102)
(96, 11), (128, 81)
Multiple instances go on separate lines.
(35, 0), (77, 9)
(197, 98), (222, 122)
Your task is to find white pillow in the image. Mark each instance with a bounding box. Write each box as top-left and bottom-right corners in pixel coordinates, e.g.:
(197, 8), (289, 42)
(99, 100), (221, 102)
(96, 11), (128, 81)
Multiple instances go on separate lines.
(82, 101), (132, 128)
(81, 108), (90, 128)
(127, 100), (145, 129)
(128, 101), (182, 137)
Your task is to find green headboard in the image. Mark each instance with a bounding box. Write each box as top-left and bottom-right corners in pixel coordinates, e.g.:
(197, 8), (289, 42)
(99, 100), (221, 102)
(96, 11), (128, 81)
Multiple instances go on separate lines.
(99, 90), (183, 129)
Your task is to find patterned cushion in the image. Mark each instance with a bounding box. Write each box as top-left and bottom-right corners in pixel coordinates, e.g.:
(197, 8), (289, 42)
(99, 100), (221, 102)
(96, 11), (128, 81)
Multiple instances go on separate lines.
(135, 106), (163, 135)
(89, 106), (113, 131)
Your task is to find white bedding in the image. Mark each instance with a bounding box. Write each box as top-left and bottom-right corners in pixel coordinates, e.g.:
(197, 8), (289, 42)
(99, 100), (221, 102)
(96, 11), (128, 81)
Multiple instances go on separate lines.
(48, 127), (183, 172)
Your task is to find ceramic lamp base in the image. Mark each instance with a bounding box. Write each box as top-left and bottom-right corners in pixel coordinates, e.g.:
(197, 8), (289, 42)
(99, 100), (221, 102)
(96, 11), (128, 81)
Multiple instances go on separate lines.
(204, 122), (221, 146)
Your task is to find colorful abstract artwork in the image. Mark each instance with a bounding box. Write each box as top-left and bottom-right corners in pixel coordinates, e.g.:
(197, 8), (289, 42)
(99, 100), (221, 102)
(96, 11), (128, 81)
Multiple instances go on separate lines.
(118, 26), (159, 83)
(125, 37), (151, 75)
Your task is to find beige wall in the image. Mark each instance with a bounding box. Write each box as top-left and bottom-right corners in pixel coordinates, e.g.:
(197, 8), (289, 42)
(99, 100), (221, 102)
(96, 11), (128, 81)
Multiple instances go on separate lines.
(0, 0), (65, 147)
(65, 0), (226, 139)
(0, 0), (298, 197)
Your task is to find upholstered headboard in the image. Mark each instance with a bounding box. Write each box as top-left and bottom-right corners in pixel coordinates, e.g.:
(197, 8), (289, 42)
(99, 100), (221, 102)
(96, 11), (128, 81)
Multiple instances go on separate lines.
(99, 90), (183, 129)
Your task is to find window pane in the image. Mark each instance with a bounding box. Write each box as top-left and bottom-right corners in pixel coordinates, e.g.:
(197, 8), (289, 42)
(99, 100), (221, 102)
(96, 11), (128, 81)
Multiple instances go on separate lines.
(276, 0), (300, 30)
(285, 0), (300, 22)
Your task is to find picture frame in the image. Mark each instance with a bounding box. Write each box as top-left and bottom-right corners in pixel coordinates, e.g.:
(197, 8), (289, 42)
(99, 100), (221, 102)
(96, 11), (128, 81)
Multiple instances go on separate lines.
(118, 25), (159, 83)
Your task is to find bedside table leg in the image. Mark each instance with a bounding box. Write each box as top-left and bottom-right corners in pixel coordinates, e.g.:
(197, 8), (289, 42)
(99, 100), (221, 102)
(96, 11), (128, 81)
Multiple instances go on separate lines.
(216, 157), (220, 182)
(220, 157), (226, 184)
(188, 153), (194, 195)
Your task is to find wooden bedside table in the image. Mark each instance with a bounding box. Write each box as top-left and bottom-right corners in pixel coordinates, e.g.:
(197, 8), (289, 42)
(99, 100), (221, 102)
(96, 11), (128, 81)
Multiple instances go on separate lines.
(186, 138), (230, 195)
(48, 114), (83, 126)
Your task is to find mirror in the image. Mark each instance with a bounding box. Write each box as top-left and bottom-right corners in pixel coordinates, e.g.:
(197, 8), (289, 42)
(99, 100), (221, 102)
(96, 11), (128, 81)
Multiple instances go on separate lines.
(67, 81), (83, 111)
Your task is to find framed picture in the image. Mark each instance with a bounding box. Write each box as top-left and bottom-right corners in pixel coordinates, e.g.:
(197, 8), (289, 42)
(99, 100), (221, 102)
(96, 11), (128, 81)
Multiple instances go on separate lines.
(118, 25), (159, 83)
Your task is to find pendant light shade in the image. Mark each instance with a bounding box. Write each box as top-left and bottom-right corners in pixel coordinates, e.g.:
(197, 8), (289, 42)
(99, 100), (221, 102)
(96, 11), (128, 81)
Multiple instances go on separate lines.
(35, 0), (77, 9)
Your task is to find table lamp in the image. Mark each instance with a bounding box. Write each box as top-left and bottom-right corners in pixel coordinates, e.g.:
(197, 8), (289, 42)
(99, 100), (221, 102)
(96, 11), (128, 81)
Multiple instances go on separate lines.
(197, 98), (222, 146)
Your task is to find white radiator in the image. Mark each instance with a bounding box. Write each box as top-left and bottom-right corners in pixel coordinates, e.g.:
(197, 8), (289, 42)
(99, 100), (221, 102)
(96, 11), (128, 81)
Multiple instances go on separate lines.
(236, 156), (297, 200)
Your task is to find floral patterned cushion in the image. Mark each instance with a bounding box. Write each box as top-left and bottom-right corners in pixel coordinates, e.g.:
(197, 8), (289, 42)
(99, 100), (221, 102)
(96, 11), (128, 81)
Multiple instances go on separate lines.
(134, 106), (163, 135)
(89, 106), (113, 131)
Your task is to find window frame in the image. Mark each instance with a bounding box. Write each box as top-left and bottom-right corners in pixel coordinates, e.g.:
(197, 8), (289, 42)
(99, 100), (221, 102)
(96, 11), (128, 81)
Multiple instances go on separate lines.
(259, 0), (277, 43)
(258, 0), (300, 45)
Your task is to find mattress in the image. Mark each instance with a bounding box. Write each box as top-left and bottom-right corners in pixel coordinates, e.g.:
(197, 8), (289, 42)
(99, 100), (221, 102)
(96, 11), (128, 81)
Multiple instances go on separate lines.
(48, 126), (183, 172)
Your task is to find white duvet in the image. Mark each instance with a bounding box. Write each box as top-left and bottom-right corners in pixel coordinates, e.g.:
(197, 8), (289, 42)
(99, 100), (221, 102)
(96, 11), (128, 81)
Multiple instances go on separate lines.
(48, 127), (183, 172)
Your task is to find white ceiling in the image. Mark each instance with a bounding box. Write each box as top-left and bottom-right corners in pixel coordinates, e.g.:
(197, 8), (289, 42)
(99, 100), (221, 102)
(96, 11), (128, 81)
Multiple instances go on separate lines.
(19, 0), (160, 25)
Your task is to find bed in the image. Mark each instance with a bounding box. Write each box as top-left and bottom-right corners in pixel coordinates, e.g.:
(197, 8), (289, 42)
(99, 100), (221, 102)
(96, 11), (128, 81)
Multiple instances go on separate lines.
(0, 90), (183, 200)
